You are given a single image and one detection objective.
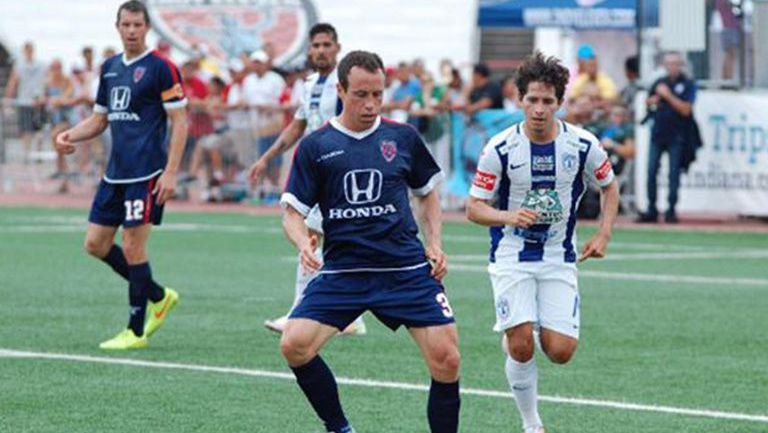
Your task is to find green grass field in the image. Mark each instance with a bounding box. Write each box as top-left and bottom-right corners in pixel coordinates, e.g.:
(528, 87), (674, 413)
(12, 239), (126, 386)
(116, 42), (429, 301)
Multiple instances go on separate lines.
(1, 206), (767, 433)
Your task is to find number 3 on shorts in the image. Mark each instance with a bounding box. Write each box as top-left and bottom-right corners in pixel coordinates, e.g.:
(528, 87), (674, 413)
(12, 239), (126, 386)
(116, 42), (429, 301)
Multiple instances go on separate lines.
(435, 292), (454, 318)
(124, 199), (144, 222)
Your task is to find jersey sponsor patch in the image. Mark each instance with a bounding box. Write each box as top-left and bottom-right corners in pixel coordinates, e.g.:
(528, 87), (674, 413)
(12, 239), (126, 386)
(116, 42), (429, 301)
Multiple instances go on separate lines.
(473, 170), (497, 191)
(594, 158), (613, 181)
(161, 83), (184, 102)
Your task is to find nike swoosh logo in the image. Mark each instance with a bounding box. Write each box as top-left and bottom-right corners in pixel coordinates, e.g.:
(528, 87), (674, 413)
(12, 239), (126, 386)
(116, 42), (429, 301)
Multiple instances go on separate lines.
(154, 296), (171, 319)
(510, 163), (527, 170)
(512, 385), (530, 391)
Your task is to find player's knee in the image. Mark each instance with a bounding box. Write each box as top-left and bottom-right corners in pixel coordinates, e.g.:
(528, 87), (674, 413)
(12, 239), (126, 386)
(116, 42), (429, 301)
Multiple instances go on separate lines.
(545, 343), (577, 364)
(506, 336), (534, 362)
(121, 241), (145, 264)
(429, 345), (461, 379)
(83, 237), (109, 258)
(280, 333), (315, 366)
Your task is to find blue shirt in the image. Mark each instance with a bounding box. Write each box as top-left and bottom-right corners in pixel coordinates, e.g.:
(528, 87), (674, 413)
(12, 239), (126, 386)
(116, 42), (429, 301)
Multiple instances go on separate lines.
(650, 74), (696, 142)
(281, 117), (443, 272)
(94, 49), (187, 183)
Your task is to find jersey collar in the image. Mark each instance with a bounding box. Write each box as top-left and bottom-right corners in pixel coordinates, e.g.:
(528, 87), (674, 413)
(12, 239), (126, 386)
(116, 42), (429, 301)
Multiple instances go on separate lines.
(122, 48), (153, 67)
(330, 116), (381, 140)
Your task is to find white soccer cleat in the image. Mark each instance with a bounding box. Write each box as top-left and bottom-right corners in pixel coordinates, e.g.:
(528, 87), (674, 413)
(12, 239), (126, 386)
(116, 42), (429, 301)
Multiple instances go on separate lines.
(264, 315), (289, 333)
(341, 317), (367, 336)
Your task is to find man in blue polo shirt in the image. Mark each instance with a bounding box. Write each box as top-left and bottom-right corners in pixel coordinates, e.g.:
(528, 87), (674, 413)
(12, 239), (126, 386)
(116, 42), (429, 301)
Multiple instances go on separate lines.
(638, 52), (697, 224)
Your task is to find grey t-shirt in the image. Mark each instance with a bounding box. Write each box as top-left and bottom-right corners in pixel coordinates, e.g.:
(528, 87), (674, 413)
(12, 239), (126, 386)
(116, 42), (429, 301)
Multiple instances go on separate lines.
(14, 59), (46, 106)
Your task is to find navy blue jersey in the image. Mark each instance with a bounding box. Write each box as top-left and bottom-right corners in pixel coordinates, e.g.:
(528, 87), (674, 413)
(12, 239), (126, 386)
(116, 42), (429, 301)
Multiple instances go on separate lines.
(94, 49), (186, 183)
(281, 117), (443, 272)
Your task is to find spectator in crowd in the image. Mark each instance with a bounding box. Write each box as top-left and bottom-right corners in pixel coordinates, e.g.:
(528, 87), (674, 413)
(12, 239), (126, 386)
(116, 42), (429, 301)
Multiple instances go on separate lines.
(387, 61), (422, 124)
(71, 61), (98, 179)
(224, 58), (253, 171)
(716, 0), (741, 80)
(3, 41), (46, 163)
(570, 44), (618, 103)
(181, 60), (214, 180)
(243, 49), (285, 203)
(278, 65), (305, 127)
(620, 55), (640, 116)
(409, 71), (447, 142)
(444, 67), (466, 109)
(638, 52), (697, 224)
(464, 62), (504, 115)
(598, 104), (635, 177)
(501, 73), (521, 115)
(190, 76), (229, 201)
(156, 39), (172, 59)
(45, 59), (77, 192)
(563, 95), (596, 129)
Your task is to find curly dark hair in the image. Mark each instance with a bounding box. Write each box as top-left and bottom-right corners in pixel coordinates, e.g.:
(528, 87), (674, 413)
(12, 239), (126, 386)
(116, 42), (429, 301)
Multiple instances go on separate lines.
(337, 50), (384, 90)
(515, 51), (570, 103)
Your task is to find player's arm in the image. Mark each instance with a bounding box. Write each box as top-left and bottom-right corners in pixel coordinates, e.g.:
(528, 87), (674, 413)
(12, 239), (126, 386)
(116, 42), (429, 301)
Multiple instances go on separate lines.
(579, 142), (619, 262)
(248, 117), (307, 184)
(154, 107), (188, 205)
(283, 205), (321, 274)
(466, 142), (538, 227)
(466, 197), (538, 228)
(416, 188), (447, 281)
(655, 82), (693, 117)
(54, 112), (109, 155)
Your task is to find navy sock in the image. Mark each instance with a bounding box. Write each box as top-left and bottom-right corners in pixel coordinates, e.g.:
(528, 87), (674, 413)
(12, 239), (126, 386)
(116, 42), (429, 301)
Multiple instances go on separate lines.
(127, 263), (152, 336)
(291, 356), (349, 432)
(427, 378), (460, 433)
(103, 245), (165, 302)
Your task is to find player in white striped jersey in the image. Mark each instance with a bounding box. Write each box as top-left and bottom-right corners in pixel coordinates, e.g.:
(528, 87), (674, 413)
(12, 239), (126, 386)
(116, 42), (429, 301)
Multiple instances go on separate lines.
(466, 52), (619, 433)
(248, 23), (367, 336)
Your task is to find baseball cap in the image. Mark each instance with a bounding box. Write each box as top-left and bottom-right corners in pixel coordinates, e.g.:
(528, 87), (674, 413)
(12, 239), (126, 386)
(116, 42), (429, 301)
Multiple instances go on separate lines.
(577, 44), (596, 60)
(228, 58), (246, 73)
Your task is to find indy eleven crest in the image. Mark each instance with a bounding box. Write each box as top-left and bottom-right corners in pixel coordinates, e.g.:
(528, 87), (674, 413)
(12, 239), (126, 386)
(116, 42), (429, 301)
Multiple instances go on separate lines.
(145, 0), (318, 66)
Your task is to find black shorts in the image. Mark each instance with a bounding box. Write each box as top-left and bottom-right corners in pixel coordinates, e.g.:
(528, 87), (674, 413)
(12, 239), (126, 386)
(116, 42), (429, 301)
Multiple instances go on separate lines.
(88, 175), (164, 228)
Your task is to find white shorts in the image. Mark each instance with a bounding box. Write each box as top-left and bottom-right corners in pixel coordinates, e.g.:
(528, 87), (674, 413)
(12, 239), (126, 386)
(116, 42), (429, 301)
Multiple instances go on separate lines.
(304, 205), (323, 234)
(489, 261), (580, 339)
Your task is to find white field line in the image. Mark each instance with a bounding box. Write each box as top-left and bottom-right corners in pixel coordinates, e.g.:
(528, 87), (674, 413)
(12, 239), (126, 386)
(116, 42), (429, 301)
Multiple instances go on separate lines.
(1, 348), (766, 424)
(450, 264), (768, 287)
(450, 250), (768, 262)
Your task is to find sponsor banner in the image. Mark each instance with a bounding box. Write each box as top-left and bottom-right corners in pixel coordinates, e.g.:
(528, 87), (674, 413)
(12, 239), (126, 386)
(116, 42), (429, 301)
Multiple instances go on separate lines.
(635, 90), (768, 216)
(146, 0), (318, 66)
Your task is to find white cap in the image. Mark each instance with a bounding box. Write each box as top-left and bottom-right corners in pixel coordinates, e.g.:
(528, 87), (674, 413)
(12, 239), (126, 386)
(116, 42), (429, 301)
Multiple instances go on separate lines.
(228, 58), (245, 73)
(249, 50), (269, 63)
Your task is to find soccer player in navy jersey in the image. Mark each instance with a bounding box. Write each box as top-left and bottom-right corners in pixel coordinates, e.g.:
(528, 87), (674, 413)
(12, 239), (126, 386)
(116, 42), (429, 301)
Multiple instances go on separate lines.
(278, 51), (461, 433)
(54, 0), (188, 350)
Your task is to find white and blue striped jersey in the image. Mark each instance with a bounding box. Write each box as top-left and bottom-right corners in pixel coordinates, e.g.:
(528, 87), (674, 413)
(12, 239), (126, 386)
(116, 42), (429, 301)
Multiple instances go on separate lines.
(469, 120), (614, 265)
(294, 68), (342, 133)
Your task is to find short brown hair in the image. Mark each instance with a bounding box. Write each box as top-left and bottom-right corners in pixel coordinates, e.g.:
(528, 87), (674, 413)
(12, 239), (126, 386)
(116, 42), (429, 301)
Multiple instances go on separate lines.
(516, 51), (570, 103)
(337, 50), (384, 90)
(116, 0), (150, 25)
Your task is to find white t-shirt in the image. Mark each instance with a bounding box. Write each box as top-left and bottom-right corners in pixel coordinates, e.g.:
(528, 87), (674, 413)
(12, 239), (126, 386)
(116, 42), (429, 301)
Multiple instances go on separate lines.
(242, 70), (285, 131)
(226, 81), (251, 131)
(294, 69), (339, 133)
(469, 120), (614, 267)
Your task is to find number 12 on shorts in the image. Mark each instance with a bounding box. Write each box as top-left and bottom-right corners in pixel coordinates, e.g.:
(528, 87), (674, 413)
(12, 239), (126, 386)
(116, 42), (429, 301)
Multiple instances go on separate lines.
(436, 292), (454, 318)
(124, 199), (144, 221)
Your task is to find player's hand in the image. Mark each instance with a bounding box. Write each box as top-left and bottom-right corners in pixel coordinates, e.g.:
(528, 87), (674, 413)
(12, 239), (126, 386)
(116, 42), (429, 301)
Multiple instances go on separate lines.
(54, 131), (76, 155)
(655, 83), (672, 99)
(579, 232), (611, 262)
(248, 158), (268, 185)
(299, 236), (322, 275)
(426, 245), (447, 281)
(509, 209), (539, 228)
(153, 171), (177, 205)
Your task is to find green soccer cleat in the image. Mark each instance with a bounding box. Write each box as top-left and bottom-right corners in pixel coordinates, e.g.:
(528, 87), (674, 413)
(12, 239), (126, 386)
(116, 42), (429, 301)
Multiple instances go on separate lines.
(99, 329), (148, 350)
(144, 288), (179, 337)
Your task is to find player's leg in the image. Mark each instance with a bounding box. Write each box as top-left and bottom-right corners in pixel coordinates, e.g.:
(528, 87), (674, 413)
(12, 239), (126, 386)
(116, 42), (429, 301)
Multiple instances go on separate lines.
(85, 180), (168, 304)
(493, 270), (544, 433)
(537, 265), (580, 365)
(409, 324), (461, 433)
(372, 267), (460, 432)
(282, 273), (365, 433)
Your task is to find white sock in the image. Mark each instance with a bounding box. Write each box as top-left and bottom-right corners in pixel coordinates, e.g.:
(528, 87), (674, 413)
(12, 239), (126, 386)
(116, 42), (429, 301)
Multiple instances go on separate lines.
(505, 356), (542, 431)
(291, 248), (321, 309)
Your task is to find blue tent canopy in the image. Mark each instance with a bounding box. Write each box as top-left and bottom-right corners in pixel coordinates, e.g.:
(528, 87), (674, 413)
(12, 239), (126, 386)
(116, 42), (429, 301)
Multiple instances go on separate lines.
(477, 0), (658, 29)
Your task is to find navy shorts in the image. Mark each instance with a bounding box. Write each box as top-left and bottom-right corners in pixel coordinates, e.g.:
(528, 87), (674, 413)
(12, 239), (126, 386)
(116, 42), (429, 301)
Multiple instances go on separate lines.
(88, 175), (164, 228)
(290, 264), (456, 331)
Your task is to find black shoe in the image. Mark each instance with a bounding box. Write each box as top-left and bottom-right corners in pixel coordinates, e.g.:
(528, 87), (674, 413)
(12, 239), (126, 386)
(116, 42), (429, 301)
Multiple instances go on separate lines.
(664, 212), (679, 224)
(636, 212), (658, 223)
